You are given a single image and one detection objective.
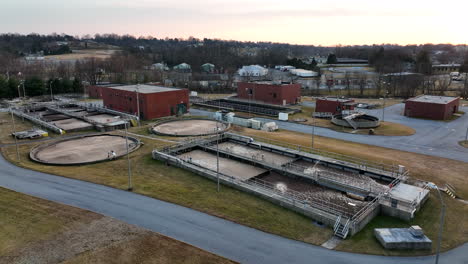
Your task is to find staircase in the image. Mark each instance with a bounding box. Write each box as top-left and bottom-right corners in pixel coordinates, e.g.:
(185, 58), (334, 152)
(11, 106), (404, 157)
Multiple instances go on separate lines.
(343, 114), (359, 130)
(333, 216), (351, 239)
(445, 184), (457, 199)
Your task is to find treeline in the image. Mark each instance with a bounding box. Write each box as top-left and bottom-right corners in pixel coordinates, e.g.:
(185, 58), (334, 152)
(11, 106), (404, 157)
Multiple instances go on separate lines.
(0, 75), (83, 99)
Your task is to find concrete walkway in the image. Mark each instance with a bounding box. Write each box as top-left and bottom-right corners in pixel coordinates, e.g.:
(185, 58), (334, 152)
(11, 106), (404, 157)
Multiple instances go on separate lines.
(0, 155), (466, 264)
(190, 105), (468, 162)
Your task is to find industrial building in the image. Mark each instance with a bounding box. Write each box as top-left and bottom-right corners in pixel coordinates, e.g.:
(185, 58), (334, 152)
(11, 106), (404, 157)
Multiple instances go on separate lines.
(237, 81), (301, 105)
(404, 95), (459, 120)
(315, 97), (355, 115)
(101, 84), (189, 120)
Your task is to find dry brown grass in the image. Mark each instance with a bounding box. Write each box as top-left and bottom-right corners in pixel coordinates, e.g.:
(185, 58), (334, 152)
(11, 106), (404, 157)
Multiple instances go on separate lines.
(459, 140), (468, 148)
(0, 187), (235, 264)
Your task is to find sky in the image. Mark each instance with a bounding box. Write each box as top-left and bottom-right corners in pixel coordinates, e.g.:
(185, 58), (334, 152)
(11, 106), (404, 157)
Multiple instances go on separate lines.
(1, 0), (467, 46)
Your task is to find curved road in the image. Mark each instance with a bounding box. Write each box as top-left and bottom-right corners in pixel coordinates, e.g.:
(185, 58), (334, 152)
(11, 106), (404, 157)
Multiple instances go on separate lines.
(0, 155), (466, 264)
(191, 104), (468, 162)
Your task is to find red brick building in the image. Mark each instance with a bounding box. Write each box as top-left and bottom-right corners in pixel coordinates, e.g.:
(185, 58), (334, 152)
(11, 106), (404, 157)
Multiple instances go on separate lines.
(404, 95), (459, 120)
(315, 97), (355, 115)
(237, 82), (301, 105)
(101, 84), (189, 120)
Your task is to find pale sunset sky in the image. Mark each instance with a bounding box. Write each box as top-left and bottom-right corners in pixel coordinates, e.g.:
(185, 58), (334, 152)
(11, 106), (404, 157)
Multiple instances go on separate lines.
(1, 0), (467, 45)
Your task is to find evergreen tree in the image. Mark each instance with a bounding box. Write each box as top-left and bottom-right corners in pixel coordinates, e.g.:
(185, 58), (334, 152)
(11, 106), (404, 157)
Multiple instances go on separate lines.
(326, 53), (337, 64)
(24, 76), (45, 96)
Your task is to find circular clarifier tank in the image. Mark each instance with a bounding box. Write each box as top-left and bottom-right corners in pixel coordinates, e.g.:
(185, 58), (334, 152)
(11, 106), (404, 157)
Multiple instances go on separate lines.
(151, 119), (229, 137)
(30, 134), (140, 165)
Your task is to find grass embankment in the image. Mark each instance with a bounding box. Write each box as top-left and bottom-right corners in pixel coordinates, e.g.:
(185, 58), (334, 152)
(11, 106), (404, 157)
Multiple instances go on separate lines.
(289, 106), (415, 136)
(0, 187), (234, 264)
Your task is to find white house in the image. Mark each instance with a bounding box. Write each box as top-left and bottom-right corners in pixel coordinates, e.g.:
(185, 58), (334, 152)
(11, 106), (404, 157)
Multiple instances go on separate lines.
(238, 65), (268, 77)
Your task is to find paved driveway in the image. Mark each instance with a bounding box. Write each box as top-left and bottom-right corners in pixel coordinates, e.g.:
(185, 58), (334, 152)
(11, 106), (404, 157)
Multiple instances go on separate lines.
(0, 155), (466, 264)
(191, 105), (468, 162)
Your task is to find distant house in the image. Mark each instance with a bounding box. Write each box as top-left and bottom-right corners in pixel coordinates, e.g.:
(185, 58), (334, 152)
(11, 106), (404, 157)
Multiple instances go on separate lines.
(432, 64), (461, 75)
(150, 63), (169, 71)
(173, 63), (192, 73)
(201, 63), (215, 73)
(238, 65), (268, 77)
(290, 69), (318, 77)
(275, 65), (295, 72)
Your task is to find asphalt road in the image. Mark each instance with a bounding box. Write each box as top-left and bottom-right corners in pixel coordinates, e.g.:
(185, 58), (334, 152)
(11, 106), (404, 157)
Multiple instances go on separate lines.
(191, 104), (468, 162)
(0, 155), (467, 264)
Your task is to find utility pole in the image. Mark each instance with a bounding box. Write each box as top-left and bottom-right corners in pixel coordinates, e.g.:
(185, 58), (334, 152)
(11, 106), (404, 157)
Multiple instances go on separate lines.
(49, 81), (53, 101)
(311, 114), (315, 149)
(427, 183), (445, 264)
(136, 84), (141, 126)
(465, 127), (467, 142)
(10, 108), (20, 161)
(125, 121), (133, 191)
(215, 124), (220, 192)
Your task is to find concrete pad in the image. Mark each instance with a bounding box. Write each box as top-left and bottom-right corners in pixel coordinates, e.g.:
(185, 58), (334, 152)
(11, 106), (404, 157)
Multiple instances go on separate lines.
(217, 142), (294, 166)
(389, 183), (429, 204)
(177, 150), (266, 181)
(321, 236), (342, 249)
(374, 227), (432, 250)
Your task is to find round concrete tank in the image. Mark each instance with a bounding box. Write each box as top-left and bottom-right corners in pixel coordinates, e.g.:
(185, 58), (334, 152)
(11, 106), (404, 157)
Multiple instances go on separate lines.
(331, 114), (380, 128)
(30, 134), (141, 165)
(151, 118), (229, 137)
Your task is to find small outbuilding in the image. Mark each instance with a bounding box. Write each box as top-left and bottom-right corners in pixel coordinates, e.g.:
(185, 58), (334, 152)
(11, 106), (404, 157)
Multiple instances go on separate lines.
(404, 95), (459, 120)
(237, 81), (301, 105)
(315, 97), (355, 115)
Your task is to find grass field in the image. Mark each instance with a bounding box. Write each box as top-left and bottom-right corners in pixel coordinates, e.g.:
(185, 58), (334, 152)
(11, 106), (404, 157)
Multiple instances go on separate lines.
(1, 115), (466, 256)
(0, 187), (234, 264)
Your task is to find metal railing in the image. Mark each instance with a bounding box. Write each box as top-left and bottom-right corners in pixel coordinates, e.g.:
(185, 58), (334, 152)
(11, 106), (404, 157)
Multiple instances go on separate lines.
(230, 132), (401, 176)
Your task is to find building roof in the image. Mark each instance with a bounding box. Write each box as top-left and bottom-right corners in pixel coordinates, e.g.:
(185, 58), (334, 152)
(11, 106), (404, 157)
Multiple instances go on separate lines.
(407, 95), (459, 104)
(319, 97), (353, 103)
(107, 84), (181, 94)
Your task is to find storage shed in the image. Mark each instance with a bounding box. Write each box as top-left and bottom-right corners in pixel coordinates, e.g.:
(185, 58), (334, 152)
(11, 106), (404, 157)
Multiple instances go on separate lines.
(404, 95), (459, 120)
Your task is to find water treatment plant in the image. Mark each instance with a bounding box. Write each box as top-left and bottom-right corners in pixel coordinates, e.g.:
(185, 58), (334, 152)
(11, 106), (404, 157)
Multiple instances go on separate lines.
(153, 133), (429, 238)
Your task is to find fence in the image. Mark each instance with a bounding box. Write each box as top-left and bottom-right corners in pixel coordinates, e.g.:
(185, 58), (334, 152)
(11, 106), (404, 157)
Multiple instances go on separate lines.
(229, 132), (401, 176)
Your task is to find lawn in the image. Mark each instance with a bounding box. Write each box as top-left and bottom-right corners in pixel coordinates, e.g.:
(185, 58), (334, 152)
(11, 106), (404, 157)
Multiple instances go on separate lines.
(459, 140), (468, 148)
(288, 106), (415, 136)
(1, 116), (466, 256)
(0, 188), (234, 263)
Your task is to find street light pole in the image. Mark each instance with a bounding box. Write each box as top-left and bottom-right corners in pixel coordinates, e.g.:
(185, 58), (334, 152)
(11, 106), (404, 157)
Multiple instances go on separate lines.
(311, 114), (315, 149)
(427, 182), (445, 264)
(125, 121), (133, 191)
(136, 84), (141, 126)
(216, 124), (220, 192)
(50, 81), (53, 101)
(9, 108), (20, 161)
